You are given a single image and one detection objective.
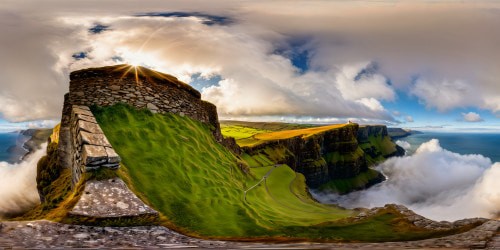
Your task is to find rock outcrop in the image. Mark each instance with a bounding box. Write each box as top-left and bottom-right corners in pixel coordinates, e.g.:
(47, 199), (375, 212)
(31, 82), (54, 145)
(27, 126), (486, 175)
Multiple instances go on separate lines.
(243, 124), (370, 188)
(69, 178), (158, 219)
(357, 125), (405, 161)
(243, 124), (403, 190)
(387, 127), (423, 139)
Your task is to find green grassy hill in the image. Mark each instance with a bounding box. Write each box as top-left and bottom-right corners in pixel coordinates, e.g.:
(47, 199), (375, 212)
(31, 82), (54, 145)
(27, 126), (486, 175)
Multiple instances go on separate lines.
(81, 104), (462, 241)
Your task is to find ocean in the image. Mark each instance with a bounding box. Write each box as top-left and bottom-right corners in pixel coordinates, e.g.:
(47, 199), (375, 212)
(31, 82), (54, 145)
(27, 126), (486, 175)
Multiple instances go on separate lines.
(399, 132), (500, 163)
(0, 132), (23, 163)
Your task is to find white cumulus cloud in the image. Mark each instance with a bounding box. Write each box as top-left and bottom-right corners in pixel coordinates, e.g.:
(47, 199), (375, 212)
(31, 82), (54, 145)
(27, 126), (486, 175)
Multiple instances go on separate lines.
(0, 1), (499, 122)
(461, 112), (484, 122)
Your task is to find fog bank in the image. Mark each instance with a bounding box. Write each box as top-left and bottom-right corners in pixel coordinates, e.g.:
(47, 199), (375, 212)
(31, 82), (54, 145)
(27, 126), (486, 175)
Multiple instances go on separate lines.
(313, 139), (500, 221)
(0, 144), (45, 218)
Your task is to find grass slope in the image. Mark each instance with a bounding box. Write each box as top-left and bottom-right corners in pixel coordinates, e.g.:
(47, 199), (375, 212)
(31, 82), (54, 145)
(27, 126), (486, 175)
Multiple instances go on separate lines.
(222, 123), (349, 147)
(220, 121), (317, 147)
(90, 104), (460, 241)
(360, 134), (397, 165)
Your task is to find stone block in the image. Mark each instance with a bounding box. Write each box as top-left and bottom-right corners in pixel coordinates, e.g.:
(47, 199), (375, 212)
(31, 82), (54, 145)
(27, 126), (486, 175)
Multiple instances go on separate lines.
(73, 113), (97, 124)
(77, 120), (103, 134)
(109, 85), (120, 91)
(105, 147), (121, 164)
(79, 131), (112, 147)
(82, 144), (107, 166)
(72, 106), (94, 117)
(147, 103), (159, 112)
(102, 163), (120, 169)
(73, 105), (90, 111)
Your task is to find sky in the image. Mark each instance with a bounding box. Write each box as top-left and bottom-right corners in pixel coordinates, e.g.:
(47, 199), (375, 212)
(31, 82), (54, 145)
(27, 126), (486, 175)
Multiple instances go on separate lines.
(0, 0), (499, 132)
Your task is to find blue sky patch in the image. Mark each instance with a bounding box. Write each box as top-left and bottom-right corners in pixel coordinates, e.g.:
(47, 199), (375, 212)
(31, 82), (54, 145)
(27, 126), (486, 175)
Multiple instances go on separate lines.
(189, 73), (222, 91)
(89, 24), (109, 34)
(72, 52), (88, 60)
(274, 35), (314, 73)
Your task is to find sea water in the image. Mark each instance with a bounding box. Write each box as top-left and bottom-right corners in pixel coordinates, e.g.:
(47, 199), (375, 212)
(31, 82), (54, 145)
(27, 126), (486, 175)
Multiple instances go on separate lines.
(401, 132), (500, 163)
(0, 132), (21, 162)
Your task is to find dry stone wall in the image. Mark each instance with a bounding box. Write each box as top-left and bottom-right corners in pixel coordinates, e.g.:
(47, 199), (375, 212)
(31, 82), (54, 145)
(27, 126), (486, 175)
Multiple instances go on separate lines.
(69, 105), (121, 187)
(68, 65), (223, 142)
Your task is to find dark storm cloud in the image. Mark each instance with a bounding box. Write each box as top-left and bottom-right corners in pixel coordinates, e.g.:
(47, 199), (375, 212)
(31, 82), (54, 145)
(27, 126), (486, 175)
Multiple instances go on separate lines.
(135, 12), (234, 26)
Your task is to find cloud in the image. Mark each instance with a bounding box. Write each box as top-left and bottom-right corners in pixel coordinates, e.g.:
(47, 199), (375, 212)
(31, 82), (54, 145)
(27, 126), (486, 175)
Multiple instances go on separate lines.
(0, 144), (45, 218)
(405, 116), (414, 122)
(411, 79), (482, 112)
(135, 12), (234, 26)
(0, 1), (499, 122)
(313, 139), (500, 221)
(395, 140), (411, 150)
(62, 15), (396, 120)
(461, 112), (484, 122)
(0, 9), (86, 122)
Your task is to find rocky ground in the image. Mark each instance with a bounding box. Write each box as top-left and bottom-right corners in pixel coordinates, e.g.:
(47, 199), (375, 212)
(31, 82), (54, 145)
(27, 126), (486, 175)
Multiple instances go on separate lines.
(0, 219), (498, 249)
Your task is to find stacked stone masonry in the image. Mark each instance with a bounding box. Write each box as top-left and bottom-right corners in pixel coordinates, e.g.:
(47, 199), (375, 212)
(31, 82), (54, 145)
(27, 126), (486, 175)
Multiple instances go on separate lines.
(69, 65), (223, 142)
(70, 105), (121, 187)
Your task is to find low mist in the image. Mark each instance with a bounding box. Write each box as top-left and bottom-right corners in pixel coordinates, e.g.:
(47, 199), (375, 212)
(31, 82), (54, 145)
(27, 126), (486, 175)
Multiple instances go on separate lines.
(313, 139), (500, 221)
(0, 144), (45, 218)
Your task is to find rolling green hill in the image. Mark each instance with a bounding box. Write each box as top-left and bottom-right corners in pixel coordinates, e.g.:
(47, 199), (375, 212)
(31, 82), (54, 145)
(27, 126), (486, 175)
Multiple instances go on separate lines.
(84, 104), (459, 241)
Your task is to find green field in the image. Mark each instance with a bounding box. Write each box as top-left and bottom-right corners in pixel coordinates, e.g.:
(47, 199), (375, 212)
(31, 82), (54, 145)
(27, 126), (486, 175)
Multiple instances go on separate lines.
(86, 104), (463, 241)
(220, 121), (317, 147)
(221, 123), (348, 147)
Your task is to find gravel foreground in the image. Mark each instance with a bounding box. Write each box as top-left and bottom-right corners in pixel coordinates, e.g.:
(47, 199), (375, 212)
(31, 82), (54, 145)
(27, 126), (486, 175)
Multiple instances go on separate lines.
(0, 220), (498, 249)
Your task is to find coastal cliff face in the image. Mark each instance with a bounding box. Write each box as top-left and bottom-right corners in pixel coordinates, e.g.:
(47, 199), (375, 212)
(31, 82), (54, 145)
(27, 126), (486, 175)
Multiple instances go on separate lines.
(243, 124), (369, 188)
(242, 124), (403, 190)
(357, 125), (405, 165)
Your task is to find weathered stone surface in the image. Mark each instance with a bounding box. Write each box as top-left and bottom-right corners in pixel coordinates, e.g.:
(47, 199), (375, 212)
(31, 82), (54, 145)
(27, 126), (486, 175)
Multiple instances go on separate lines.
(109, 85), (120, 91)
(105, 147), (121, 164)
(69, 178), (158, 218)
(72, 107), (94, 117)
(81, 144), (107, 166)
(73, 105), (90, 111)
(64, 105), (122, 187)
(78, 131), (111, 147)
(146, 103), (158, 112)
(0, 219), (498, 249)
(73, 113), (97, 124)
(76, 120), (103, 134)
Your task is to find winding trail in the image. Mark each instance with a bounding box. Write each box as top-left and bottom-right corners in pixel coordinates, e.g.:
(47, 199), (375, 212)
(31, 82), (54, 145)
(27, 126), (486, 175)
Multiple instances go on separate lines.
(243, 164), (280, 201)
